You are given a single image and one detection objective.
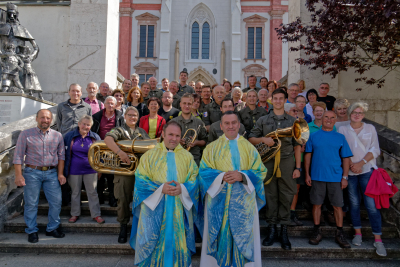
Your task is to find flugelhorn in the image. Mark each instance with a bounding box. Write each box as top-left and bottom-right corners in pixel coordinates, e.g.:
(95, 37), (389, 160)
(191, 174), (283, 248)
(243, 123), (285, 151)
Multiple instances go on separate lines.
(88, 135), (159, 176)
(255, 118), (309, 163)
(182, 125), (201, 151)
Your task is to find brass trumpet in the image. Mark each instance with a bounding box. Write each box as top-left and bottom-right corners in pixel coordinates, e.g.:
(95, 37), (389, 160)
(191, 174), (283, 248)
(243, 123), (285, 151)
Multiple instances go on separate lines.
(255, 118), (309, 163)
(88, 135), (159, 176)
(181, 125), (201, 151)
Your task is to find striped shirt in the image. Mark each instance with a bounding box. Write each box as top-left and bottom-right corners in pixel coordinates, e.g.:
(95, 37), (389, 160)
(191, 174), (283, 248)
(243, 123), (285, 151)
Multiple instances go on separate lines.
(13, 127), (65, 166)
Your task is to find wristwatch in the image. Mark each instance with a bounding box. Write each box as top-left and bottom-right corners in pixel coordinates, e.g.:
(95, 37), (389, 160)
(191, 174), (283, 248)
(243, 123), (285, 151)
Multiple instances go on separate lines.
(295, 167), (302, 172)
(342, 176), (348, 180)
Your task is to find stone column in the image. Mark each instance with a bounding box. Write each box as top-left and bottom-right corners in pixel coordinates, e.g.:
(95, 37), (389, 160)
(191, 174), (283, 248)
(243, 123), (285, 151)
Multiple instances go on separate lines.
(174, 40), (180, 81)
(268, 10), (285, 81)
(118, 0), (133, 79)
(67, 0), (119, 89)
(231, 0), (242, 84)
(220, 41), (226, 84)
(158, 0), (172, 85)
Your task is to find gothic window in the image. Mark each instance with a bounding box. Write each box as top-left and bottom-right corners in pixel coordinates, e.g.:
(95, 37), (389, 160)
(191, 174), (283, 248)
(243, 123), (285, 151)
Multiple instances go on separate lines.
(190, 21), (211, 60)
(202, 22), (210, 59)
(191, 22), (199, 59)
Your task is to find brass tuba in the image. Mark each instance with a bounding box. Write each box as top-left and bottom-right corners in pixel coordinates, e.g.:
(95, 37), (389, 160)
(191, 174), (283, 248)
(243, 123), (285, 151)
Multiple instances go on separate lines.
(255, 118), (310, 163)
(88, 135), (159, 176)
(181, 126), (201, 151)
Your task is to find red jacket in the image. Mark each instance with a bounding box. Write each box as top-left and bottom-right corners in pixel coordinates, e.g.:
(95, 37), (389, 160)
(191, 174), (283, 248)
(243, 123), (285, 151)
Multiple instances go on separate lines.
(365, 168), (398, 209)
(139, 114), (166, 138)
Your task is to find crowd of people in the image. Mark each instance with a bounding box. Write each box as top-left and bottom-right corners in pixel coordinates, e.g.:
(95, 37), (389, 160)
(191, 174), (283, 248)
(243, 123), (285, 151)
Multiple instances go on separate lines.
(13, 70), (387, 267)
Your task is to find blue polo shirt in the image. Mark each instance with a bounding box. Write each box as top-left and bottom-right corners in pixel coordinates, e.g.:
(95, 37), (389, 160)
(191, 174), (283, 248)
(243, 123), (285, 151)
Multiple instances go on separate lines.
(305, 130), (353, 182)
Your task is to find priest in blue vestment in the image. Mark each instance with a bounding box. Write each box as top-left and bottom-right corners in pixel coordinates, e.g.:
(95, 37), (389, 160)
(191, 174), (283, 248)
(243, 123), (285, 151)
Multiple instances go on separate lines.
(199, 111), (267, 267)
(130, 121), (200, 267)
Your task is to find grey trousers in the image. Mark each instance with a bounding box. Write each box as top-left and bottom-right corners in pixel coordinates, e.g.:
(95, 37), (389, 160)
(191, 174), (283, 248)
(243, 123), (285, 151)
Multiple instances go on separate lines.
(69, 173), (101, 218)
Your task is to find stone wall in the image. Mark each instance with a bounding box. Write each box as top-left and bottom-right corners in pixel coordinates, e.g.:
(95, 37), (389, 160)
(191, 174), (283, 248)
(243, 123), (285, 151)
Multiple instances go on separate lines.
(0, 106), (58, 232)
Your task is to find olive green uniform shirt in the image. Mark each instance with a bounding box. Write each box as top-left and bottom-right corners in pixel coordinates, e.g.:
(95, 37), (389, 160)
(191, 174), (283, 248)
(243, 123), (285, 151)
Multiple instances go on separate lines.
(171, 115), (208, 165)
(208, 121), (246, 144)
(148, 89), (163, 99)
(105, 123), (150, 141)
(238, 106), (268, 138)
(172, 94), (181, 109)
(199, 99), (213, 114)
(177, 84), (195, 96)
(242, 86), (261, 93)
(202, 101), (222, 126)
(248, 111), (300, 159)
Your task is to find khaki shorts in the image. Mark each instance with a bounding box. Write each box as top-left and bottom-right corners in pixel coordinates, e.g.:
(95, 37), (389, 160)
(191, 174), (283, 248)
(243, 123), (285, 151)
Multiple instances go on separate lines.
(310, 180), (343, 207)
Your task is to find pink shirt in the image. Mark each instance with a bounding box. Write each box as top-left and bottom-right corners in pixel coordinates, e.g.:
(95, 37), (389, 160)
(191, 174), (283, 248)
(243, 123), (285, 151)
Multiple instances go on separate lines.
(84, 97), (104, 114)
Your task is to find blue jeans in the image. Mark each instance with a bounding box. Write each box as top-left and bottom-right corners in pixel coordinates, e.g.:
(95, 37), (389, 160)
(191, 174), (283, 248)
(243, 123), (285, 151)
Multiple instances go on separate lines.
(348, 169), (382, 235)
(23, 167), (61, 234)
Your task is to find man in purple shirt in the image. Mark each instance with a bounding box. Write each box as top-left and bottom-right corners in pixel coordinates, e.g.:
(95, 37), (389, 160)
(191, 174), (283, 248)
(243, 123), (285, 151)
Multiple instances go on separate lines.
(13, 109), (66, 243)
(84, 82), (104, 114)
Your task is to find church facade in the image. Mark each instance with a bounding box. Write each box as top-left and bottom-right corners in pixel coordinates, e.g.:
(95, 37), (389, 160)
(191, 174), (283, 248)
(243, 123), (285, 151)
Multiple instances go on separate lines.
(118, 0), (289, 87)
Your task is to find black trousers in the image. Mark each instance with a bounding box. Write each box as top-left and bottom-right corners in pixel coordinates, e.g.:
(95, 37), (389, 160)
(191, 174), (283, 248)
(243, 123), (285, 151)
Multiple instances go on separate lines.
(97, 173), (115, 200)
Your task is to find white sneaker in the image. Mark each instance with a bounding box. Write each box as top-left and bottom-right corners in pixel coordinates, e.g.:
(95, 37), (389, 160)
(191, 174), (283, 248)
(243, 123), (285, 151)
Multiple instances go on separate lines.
(352, 235), (362, 246)
(374, 242), (387, 257)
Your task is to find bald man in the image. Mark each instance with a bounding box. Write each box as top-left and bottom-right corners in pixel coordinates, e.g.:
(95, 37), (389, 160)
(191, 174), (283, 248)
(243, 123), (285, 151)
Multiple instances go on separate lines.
(305, 110), (352, 248)
(148, 77), (163, 99)
(202, 85), (226, 131)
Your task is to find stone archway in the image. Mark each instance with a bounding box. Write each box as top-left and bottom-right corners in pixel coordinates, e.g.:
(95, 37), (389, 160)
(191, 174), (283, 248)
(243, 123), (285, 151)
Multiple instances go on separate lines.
(188, 66), (217, 86)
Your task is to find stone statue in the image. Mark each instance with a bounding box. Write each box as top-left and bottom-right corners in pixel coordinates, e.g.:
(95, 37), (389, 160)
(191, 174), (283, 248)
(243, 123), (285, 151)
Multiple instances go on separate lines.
(0, 43), (23, 92)
(20, 46), (43, 99)
(0, 2), (42, 99)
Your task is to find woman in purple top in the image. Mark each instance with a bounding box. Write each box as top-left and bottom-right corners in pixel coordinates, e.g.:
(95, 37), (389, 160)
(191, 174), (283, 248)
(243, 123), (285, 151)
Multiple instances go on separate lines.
(63, 115), (104, 224)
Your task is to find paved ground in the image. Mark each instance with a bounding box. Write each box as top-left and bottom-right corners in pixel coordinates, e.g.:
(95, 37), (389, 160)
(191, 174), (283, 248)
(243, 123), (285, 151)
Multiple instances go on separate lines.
(0, 253), (399, 267)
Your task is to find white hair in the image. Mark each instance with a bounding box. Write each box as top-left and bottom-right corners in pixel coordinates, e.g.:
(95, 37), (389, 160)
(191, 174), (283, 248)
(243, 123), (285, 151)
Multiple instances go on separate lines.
(130, 73), (139, 80)
(86, 82), (98, 90)
(78, 115), (93, 125)
(284, 103), (296, 112)
(258, 88), (268, 97)
(105, 96), (117, 104)
(232, 87), (243, 98)
(347, 101), (369, 117)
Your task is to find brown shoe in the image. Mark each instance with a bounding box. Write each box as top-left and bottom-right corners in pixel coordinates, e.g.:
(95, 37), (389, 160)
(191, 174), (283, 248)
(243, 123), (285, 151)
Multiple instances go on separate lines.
(309, 227), (322, 245)
(335, 229), (351, 248)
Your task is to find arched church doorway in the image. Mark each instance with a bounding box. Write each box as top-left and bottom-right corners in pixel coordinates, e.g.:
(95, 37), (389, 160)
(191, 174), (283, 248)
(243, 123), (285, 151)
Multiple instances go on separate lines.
(188, 66), (217, 86)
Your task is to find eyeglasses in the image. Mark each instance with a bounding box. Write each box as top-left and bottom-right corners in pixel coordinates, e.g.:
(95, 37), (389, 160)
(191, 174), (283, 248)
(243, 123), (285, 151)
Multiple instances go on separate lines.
(126, 114), (138, 118)
(351, 112), (364, 116)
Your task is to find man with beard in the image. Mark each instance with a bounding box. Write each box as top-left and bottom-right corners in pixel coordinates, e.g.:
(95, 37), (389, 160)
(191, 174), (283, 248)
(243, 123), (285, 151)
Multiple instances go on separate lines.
(158, 91), (180, 122)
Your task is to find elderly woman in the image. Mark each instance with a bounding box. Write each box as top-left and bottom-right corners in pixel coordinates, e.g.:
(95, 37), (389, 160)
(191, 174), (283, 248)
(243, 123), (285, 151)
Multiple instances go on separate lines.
(338, 102), (386, 257)
(139, 97), (166, 138)
(334, 98), (351, 130)
(284, 102), (298, 118)
(308, 102), (337, 133)
(104, 106), (150, 243)
(112, 89), (126, 115)
(295, 95), (312, 123)
(64, 115), (104, 224)
(238, 89), (268, 138)
(232, 87), (246, 112)
(127, 86), (149, 124)
(305, 89), (319, 120)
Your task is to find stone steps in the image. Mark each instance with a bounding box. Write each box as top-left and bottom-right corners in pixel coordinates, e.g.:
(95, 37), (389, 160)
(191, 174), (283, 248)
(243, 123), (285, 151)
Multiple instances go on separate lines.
(4, 214), (398, 238)
(0, 232), (399, 259)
